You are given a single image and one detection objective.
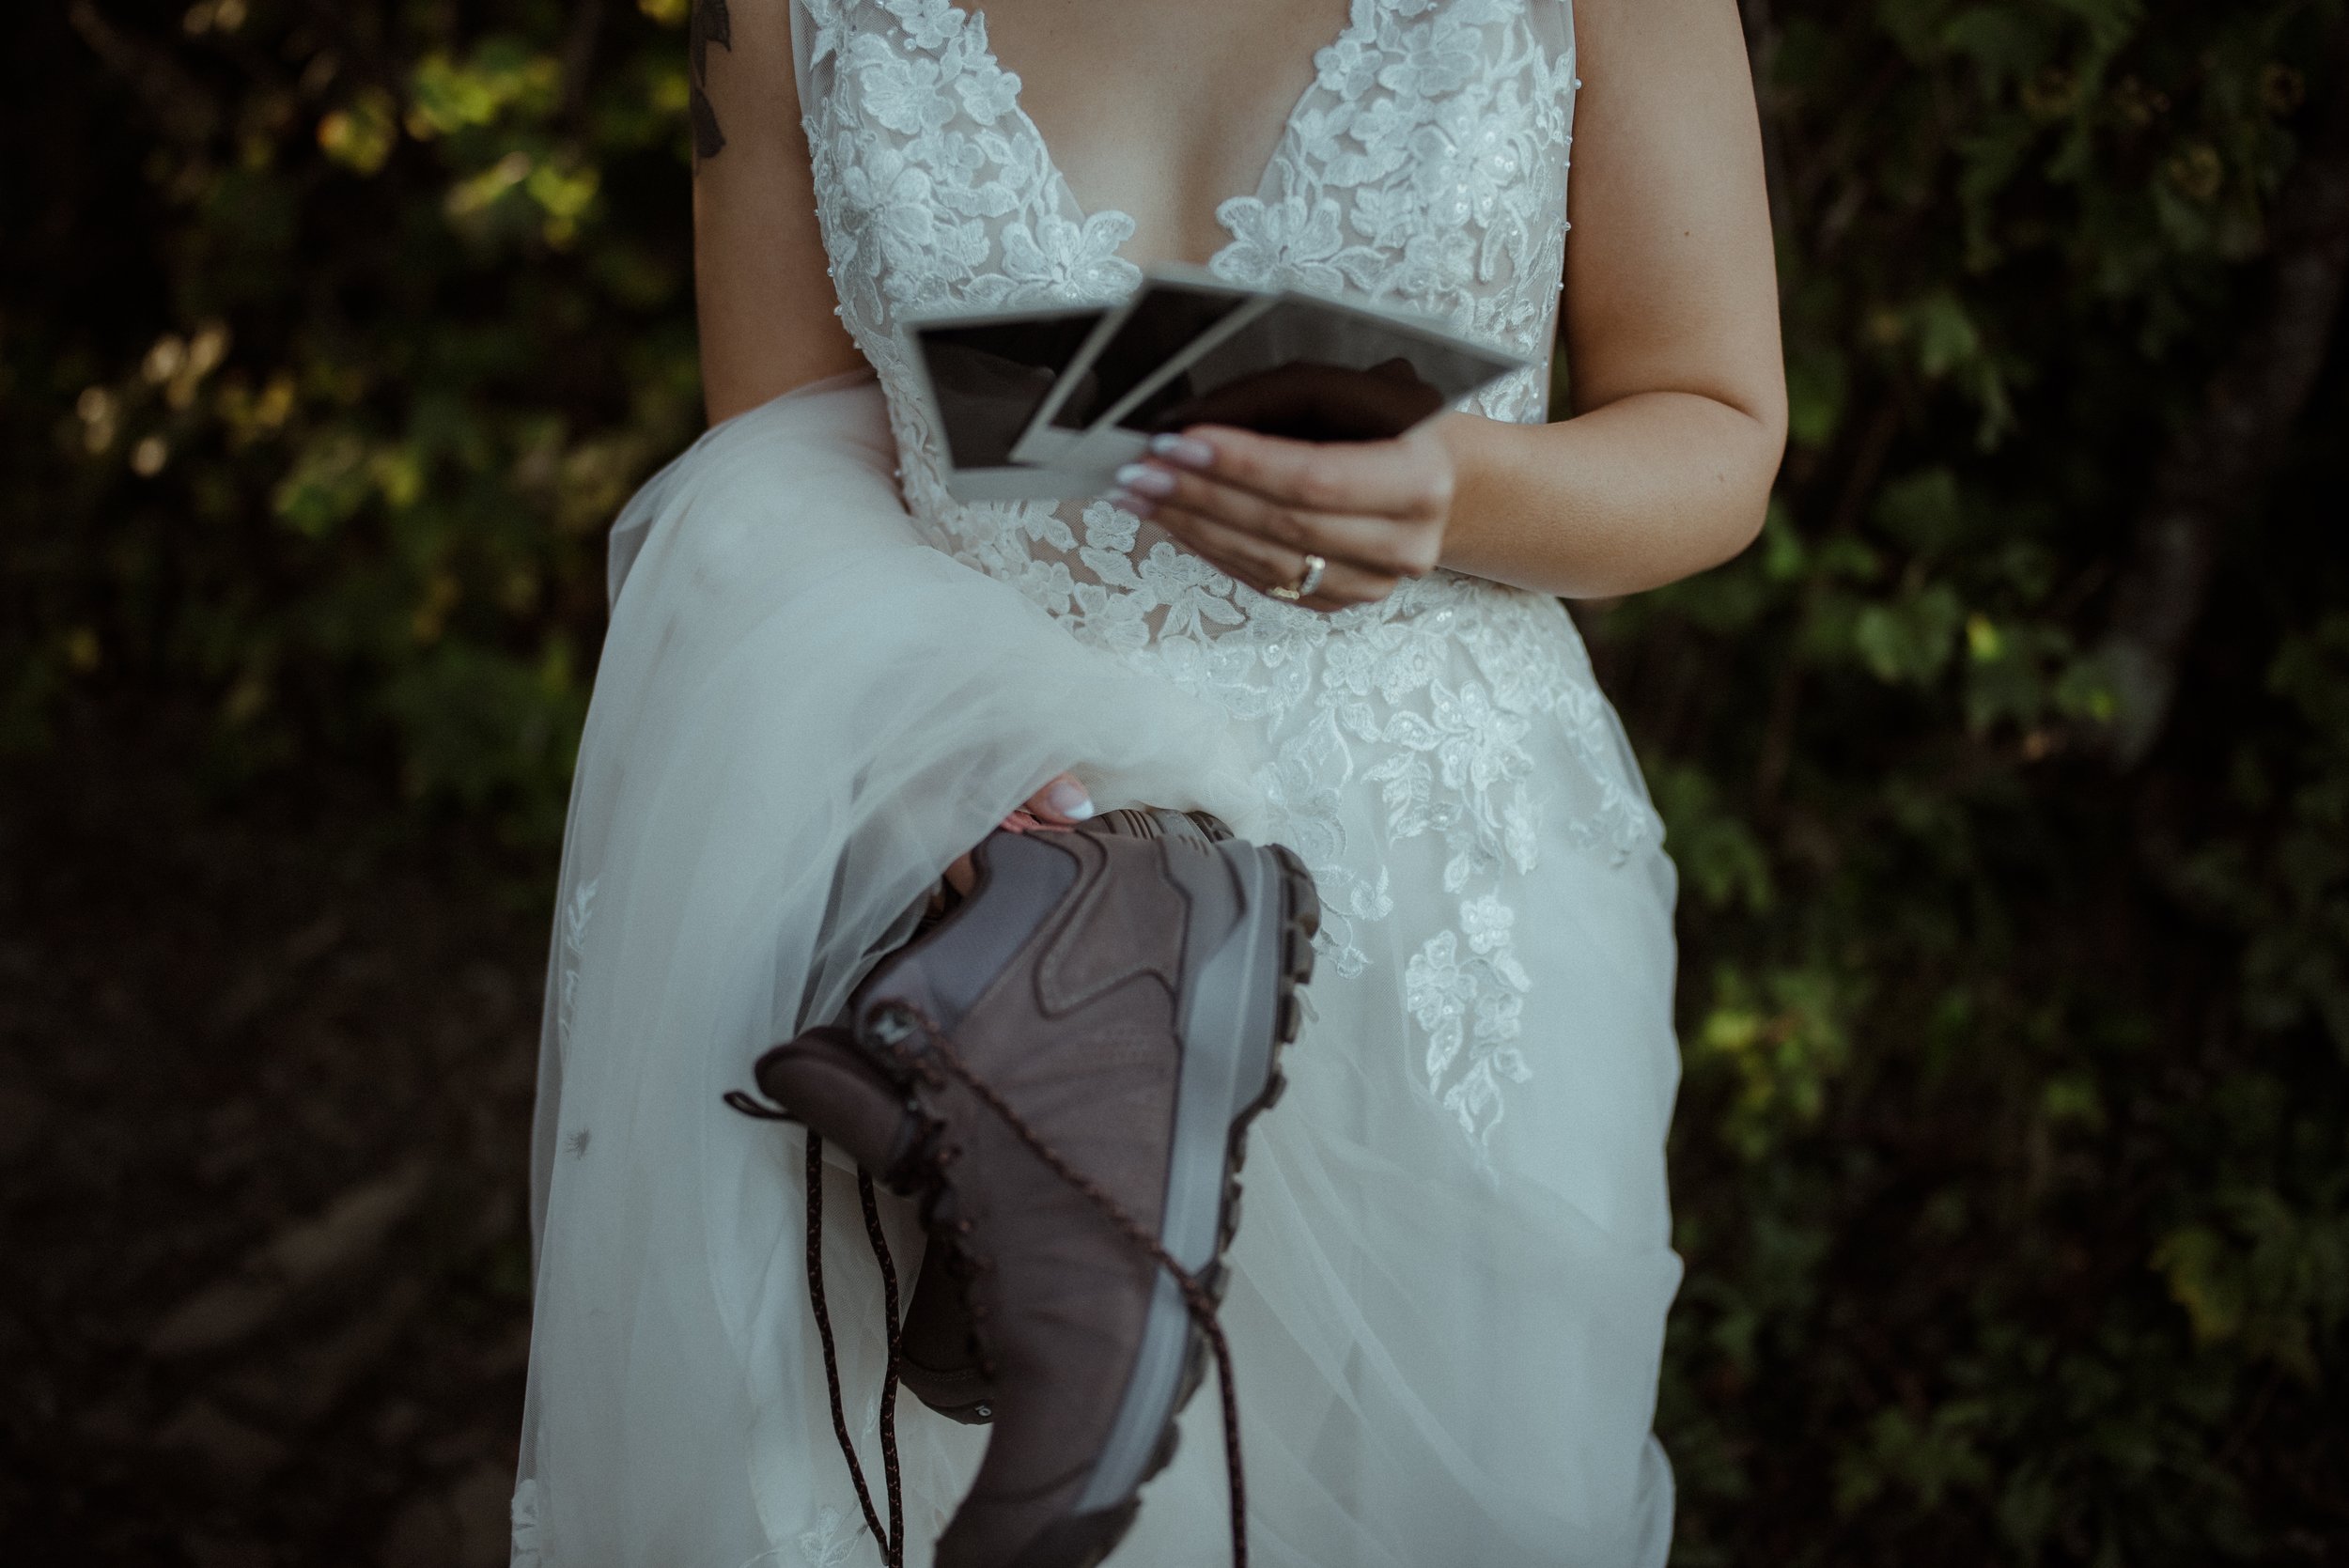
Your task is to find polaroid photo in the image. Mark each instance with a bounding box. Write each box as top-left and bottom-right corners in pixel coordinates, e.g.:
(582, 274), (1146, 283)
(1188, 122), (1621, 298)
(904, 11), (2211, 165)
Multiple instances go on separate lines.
(901, 304), (1114, 501)
(1007, 265), (1272, 473)
(1052, 289), (1534, 479)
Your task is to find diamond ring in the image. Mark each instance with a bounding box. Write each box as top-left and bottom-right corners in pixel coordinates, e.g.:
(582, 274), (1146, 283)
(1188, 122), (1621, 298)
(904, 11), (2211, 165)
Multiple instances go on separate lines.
(1269, 552), (1328, 602)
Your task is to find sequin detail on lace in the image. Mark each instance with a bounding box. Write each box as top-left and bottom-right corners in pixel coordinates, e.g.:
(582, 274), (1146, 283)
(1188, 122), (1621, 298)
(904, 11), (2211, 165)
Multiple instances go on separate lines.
(794, 0), (1658, 1154)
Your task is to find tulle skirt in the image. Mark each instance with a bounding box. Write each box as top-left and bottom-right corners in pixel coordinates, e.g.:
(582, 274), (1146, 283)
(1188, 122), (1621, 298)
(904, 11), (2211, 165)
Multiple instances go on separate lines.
(513, 369), (1684, 1568)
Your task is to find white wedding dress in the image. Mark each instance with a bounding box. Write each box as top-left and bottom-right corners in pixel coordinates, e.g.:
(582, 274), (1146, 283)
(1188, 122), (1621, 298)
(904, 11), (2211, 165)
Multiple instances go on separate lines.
(512, 1), (1685, 1564)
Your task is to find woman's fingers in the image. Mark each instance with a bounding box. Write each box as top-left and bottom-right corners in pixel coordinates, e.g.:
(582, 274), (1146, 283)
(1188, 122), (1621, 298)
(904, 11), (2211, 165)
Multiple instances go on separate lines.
(1022, 772), (1095, 824)
(1098, 416), (1456, 614)
(1156, 422), (1455, 524)
(1114, 464), (1442, 582)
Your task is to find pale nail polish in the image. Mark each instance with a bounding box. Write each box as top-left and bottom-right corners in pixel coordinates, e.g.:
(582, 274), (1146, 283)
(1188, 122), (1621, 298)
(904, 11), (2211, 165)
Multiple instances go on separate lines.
(1045, 779), (1096, 820)
(1113, 460), (1175, 496)
(1108, 489), (1157, 518)
(1148, 433), (1216, 468)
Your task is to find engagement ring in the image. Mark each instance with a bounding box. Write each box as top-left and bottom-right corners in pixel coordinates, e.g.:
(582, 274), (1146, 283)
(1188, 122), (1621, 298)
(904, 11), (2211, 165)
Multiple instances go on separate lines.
(1270, 552), (1328, 601)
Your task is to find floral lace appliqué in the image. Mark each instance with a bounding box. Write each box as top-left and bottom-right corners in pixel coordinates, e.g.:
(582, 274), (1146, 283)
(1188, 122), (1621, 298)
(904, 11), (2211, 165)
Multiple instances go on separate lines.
(555, 876), (598, 1055)
(790, 1504), (865, 1568)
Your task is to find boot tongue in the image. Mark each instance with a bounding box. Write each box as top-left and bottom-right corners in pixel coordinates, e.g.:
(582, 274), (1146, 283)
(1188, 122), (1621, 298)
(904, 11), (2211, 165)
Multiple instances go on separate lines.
(754, 1027), (918, 1177)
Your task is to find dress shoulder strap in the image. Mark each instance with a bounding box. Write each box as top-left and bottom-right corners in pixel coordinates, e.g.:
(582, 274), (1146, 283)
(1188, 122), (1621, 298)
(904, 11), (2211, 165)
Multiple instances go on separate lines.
(787, 0), (872, 111)
(785, 0), (817, 108)
(1527, 0), (1577, 72)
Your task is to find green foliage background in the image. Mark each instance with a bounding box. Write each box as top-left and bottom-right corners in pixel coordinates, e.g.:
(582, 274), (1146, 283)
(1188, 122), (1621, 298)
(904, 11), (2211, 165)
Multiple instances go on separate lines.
(6, 0), (2345, 1560)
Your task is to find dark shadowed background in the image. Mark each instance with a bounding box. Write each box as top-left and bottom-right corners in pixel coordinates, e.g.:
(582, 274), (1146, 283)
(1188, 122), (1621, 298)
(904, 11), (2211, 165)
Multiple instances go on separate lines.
(3, 1), (2345, 1563)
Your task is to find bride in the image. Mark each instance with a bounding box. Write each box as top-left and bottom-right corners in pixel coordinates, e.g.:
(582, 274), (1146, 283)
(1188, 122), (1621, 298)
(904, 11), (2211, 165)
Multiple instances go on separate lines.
(511, 0), (1783, 1564)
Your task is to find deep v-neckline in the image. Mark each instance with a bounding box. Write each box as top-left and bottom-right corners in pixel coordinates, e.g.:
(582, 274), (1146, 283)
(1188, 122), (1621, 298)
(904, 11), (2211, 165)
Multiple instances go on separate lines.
(940, 0), (1380, 270)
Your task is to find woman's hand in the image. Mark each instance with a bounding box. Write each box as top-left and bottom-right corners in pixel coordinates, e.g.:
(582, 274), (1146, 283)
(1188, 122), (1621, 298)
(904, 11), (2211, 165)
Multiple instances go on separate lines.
(1104, 421), (1457, 613)
(944, 772), (1093, 895)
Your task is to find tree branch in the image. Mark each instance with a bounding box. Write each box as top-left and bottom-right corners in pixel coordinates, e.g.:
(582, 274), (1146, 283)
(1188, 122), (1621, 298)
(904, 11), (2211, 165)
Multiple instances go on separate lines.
(2095, 27), (2349, 770)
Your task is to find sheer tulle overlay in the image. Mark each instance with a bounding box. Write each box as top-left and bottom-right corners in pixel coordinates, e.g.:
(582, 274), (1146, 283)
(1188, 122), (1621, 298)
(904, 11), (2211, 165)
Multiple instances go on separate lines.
(516, 2), (1687, 1563)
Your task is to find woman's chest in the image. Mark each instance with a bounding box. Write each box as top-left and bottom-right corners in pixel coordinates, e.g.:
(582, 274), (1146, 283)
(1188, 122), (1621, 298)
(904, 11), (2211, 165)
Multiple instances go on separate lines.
(801, 0), (1576, 345)
(958, 0), (1358, 272)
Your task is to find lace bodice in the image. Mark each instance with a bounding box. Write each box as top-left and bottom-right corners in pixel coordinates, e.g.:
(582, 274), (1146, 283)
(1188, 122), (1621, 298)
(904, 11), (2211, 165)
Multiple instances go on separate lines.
(789, 0), (1663, 1153)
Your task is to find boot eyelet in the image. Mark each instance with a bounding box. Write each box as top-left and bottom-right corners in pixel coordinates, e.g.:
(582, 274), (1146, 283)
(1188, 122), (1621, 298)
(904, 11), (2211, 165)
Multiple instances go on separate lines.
(864, 1002), (918, 1048)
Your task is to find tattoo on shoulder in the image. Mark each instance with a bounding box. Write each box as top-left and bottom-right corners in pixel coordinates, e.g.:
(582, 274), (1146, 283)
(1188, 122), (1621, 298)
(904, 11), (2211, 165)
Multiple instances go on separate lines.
(691, 0), (733, 163)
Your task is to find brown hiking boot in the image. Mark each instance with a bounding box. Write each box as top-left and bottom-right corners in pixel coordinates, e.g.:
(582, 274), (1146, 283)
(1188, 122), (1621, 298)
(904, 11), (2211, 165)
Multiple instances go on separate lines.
(749, 816), (1318, 1568)
(894, 806), (1241, 1427)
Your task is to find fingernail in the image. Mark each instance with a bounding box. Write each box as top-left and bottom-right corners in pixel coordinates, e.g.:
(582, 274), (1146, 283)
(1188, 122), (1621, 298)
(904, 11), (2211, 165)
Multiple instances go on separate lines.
(1113, 460), (1175, 496)
(1045, 779), (1096, 821)
(1148, 433), (1216, 468)
(1108, 488), (1157, 518)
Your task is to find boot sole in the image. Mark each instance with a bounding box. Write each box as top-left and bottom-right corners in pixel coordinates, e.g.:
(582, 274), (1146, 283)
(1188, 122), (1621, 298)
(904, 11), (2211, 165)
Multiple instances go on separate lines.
(1044, 837), (1321, 1563)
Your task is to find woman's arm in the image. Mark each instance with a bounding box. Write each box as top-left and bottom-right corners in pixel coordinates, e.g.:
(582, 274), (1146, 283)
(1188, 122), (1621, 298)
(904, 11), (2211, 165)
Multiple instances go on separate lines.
(1441, 0), (1786, 597)
(687, 2), (1097, 831)
(1110, 0), (1786, 605)
(692, 0), (869, 424)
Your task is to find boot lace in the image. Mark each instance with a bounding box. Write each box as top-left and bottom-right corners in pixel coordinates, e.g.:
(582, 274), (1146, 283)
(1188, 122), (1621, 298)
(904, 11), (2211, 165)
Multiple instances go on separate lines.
(722, 1096), (909, 1566)
(729, 996), (1253, 1568)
